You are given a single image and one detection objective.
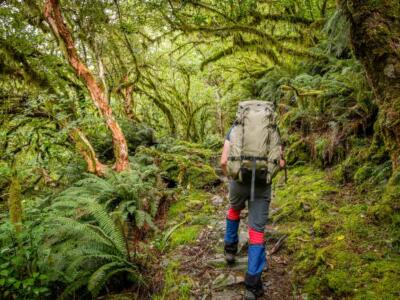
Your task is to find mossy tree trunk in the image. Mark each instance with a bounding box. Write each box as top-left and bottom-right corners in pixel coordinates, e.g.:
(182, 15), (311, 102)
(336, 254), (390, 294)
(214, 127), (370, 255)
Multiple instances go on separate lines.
(339, 0), (400, 170)
(69, 128), (107, 176)
(44, 0), (130, 172)
(120, 75), (139, 122)
(8, 177), (22, 233)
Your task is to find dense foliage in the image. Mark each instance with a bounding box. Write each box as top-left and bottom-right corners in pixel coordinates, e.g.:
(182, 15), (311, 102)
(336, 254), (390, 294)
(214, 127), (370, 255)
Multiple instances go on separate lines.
(1, 0), (399, 299)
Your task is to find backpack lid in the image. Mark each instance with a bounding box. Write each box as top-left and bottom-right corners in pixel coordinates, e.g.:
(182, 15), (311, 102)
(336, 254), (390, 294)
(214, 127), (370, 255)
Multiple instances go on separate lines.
(238, 99), (275, 110)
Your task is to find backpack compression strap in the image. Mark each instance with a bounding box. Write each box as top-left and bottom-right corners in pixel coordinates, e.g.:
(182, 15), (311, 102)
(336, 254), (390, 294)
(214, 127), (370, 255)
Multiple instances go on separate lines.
(251, 158), (256, 203)
(228, 156), (269, 161)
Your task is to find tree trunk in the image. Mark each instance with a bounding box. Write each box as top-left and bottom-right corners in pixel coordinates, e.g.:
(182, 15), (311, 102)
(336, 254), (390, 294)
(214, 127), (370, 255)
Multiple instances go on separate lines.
(339, 0), (400, 170)
(44, 0), (130, 171)
(69, 128), (106, 176)
(8, 177), (22, 233)
(215, 90), (225, 136)
(121, 75), (138, 122)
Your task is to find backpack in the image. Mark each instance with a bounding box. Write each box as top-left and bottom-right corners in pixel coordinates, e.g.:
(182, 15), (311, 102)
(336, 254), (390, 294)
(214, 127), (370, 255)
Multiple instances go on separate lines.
(227, 100), (282, 200)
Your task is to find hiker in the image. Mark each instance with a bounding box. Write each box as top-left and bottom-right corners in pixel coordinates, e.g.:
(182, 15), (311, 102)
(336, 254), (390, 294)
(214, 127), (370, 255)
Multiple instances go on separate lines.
(220, 100), (285, 300)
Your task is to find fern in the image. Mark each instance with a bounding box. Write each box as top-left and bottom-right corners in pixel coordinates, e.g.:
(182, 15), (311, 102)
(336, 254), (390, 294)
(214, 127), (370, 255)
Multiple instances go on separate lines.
(51, 166), (162, 230)
(44, 199), (143, 298)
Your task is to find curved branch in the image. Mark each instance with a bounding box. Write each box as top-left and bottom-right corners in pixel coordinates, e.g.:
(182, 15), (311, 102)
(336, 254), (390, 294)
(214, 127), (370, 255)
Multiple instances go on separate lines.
(253, 12), (314, 26)
(200, 40), (280, 69)
(179, 24), (278, 45)
(44, 0), (129, 172)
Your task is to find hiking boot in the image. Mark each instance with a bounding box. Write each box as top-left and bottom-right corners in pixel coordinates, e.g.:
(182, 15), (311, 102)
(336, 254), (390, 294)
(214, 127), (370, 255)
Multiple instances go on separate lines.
(224, 242), (238, 264)
(244, 273), (264, 299)
(225, 252), (236, 264)
(244, 287), (264, 300)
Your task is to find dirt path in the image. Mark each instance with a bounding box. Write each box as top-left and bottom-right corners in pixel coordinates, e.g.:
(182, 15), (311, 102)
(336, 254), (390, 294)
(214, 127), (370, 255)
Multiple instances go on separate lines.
(169, 183), (297, 300)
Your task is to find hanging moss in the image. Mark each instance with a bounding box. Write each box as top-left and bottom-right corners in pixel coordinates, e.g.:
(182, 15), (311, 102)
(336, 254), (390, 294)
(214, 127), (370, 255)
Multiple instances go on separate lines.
(8, 177), (22, 232)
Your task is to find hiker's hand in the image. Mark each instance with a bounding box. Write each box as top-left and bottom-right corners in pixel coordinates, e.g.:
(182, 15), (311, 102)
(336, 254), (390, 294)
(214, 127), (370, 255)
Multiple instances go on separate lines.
(221, 162), (227, 176)
(220, 140), (230, 177)
(279, 158), (286, 168)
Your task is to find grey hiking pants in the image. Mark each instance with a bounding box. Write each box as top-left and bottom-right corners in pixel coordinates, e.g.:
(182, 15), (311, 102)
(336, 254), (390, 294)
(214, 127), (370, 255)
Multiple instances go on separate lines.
(228, 180), (272, 232)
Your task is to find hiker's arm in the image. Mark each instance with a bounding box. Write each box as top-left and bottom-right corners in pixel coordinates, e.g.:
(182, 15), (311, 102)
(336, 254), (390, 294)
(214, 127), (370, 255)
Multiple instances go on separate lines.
(269, 126), (285, 168)
(220, 140), (230, 176)
(279, 145), (285, 168)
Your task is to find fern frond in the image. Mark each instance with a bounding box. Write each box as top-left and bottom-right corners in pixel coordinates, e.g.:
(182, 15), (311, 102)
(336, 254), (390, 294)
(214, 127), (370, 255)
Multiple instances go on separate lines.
(84, 202), (128, 256)
(87, 261), (127, 297)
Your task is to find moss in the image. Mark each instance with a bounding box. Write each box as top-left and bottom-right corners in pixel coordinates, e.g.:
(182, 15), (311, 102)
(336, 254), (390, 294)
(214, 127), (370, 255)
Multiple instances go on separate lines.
(165, 189), (211, 249)
(169, 225), (201, 248)
(353, 163), (375, 184)
(168, 190), (211, 221)
(339, 204), (369, 238)
(285, 135), (310, 165)
(274, 165), (400, 299)
(8, 177), (23, 232)
(273, 165), (337, 223)
(325, 270), (354, 295)
(153, 260), (192, 300)
(168, 200), (188, 220)
(382, 170), (400, 209)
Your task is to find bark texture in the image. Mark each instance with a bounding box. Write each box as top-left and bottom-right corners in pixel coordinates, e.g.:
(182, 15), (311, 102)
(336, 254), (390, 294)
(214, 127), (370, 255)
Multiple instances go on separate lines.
(340, 0), (400, 169)
(44, 0), (129, 171)
(121, 75), (138, 122)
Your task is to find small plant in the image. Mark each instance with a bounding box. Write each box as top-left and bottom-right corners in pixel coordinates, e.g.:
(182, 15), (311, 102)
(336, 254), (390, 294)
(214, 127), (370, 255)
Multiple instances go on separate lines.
(0, 222), (51, 300)
(45, 199), (144, 298)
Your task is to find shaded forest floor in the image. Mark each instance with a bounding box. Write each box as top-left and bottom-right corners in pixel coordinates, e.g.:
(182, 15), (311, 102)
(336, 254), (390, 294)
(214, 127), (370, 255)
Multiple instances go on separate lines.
(97, 146), (400, 300)
(150, 178), (297, 300)
(150, 165), (400, 300)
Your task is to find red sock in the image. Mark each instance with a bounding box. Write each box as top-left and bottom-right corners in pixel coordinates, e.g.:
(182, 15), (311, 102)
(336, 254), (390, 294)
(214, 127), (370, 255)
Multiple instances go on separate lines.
(249, 227), (264, 244)
(227, 208), (241, 221)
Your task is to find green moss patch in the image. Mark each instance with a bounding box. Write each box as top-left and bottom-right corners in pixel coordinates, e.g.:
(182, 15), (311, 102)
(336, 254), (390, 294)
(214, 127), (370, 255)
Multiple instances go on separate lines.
(169, 225), (202, 248)
(153, 188), (214, 298)
(273, 165), (400, 299)
(153, 260), (192, 300)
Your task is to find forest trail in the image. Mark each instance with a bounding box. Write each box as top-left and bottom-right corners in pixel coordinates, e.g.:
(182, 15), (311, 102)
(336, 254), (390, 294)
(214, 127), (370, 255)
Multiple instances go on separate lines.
(159, 179), (297, 300)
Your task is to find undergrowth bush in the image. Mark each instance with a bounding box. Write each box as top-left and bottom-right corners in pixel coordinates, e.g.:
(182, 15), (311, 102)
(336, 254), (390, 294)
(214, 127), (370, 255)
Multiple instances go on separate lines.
(0, 155), (171, 299)
(0, 221), (51, 300)
(89, 121), (156, 162)
(252, 53), (376, 169)
(136, 138), (219, 189)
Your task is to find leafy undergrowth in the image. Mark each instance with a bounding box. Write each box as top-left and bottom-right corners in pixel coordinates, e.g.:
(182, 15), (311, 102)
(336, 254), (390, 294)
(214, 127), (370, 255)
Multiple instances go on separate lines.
(0, 138), (221, 300)
(273, 165), (400, 299)
(153, 188), (215, 299)
(136, 138), (219, 189)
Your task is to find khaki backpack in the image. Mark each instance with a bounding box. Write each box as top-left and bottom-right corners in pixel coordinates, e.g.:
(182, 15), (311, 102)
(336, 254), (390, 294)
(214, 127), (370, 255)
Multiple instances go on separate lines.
(227, 100), (282, 200)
